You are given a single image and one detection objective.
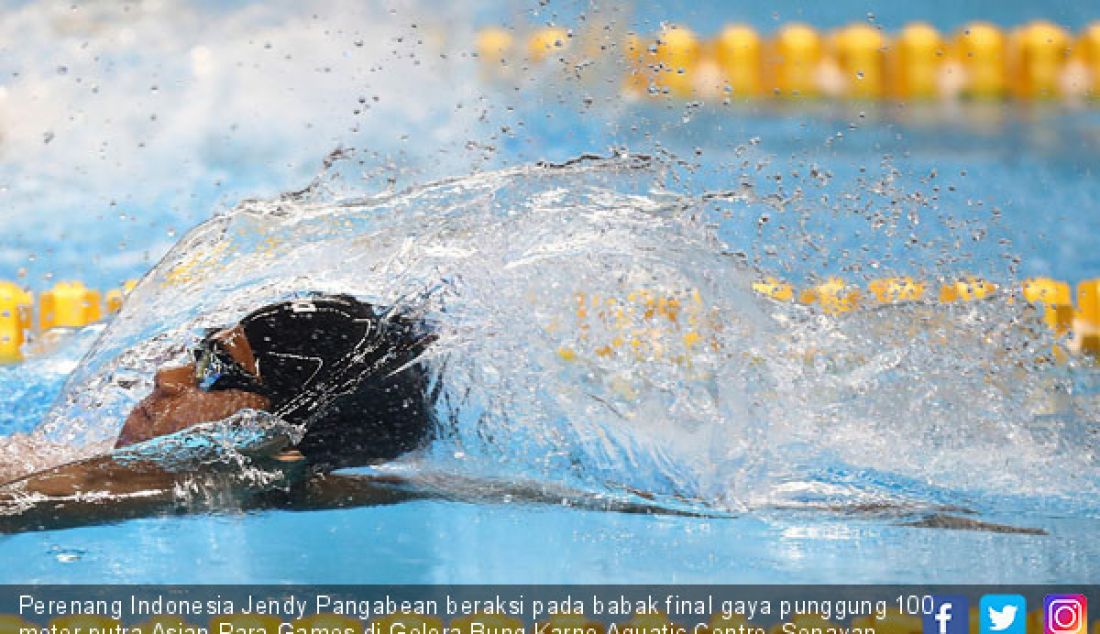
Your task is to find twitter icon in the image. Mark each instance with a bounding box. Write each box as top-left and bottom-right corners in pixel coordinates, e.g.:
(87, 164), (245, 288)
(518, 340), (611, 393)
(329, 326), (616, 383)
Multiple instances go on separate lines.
(981, 595), (1027, 634)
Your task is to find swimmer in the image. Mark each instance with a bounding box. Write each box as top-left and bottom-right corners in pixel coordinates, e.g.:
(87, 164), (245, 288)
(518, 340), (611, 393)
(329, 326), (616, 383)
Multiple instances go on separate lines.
(0, 294), (437, 523)
(2, 293), (1035, 532)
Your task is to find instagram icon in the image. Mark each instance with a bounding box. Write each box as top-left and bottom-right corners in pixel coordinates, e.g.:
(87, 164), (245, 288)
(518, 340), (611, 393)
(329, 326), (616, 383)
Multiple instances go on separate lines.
(1044, 595), (1088, 634)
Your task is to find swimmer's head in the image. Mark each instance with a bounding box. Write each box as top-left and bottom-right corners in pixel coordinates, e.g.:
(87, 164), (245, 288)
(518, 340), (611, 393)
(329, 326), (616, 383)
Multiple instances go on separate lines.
(118, 295), (435, 470)
(117, 325), (270, 447)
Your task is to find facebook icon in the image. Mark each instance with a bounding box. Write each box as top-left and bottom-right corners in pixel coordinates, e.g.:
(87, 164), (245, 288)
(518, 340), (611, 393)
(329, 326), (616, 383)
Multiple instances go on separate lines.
(924, 596), (970, 634)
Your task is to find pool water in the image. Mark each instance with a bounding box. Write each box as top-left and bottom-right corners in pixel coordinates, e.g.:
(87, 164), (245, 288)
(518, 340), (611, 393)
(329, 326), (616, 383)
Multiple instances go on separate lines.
(6, 501), (1100, 583)
(1, 0), (1099, 583)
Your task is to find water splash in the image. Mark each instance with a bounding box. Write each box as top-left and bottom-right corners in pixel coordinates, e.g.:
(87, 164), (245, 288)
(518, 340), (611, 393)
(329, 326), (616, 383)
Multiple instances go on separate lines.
(19, 152), (1100, 517)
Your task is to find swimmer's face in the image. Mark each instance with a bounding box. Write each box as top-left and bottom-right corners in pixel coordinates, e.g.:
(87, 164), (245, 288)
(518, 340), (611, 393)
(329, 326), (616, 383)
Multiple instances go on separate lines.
(116, 326), (270, 448)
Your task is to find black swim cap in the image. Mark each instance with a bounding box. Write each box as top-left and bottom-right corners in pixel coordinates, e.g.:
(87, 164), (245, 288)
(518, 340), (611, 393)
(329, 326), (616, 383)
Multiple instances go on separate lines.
(237, 295), (434, 470)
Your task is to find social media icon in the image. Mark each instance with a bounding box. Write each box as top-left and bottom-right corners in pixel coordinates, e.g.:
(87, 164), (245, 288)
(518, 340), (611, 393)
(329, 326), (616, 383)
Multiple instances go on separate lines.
(1045, 595), (1088, 634)
(981, 595), (1026, 634)
(925, 596), (969, 634)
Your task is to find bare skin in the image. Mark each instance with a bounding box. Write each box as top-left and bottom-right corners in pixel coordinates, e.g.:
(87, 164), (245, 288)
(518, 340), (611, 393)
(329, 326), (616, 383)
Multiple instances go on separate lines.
(115, 326), (270, 448)
(0, 323), (277, 488)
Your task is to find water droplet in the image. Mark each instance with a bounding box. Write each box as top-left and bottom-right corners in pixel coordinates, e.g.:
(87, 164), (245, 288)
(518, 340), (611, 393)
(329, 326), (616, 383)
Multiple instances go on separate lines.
(48, 545), (85, 563)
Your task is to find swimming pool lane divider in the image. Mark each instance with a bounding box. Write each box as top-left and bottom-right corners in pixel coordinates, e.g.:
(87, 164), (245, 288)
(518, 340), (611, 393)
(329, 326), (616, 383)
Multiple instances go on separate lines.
(556, 275), (1100, 364)
(476, 20), (1100, 102)
(1, 276), (1099, 365)
(0, 279), (135, 364)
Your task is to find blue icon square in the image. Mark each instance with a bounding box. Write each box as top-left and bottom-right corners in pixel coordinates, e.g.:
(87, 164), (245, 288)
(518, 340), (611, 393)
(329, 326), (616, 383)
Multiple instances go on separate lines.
(925, 596), (970, 634)
(981, 595), (1027, 634)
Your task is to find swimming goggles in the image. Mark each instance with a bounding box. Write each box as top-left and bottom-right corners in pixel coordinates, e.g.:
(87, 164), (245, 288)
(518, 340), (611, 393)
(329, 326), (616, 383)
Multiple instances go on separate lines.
(192, 335), (264, 393)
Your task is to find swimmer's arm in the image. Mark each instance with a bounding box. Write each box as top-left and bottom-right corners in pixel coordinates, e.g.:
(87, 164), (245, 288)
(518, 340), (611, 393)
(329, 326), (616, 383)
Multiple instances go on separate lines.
(0, 453), (191, 532)
(0, 457), (420, 534)
(0, 428), (302, 532)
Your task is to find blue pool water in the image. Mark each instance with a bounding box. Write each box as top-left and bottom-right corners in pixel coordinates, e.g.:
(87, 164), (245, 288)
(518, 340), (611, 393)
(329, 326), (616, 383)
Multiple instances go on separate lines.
(6, 502), (1100, 583)
(1, 0), (1099, 583)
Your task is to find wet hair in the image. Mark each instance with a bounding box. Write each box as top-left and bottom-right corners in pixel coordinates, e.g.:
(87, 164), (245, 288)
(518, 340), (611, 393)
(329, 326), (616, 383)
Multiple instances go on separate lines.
(228, 294), (435, 471)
